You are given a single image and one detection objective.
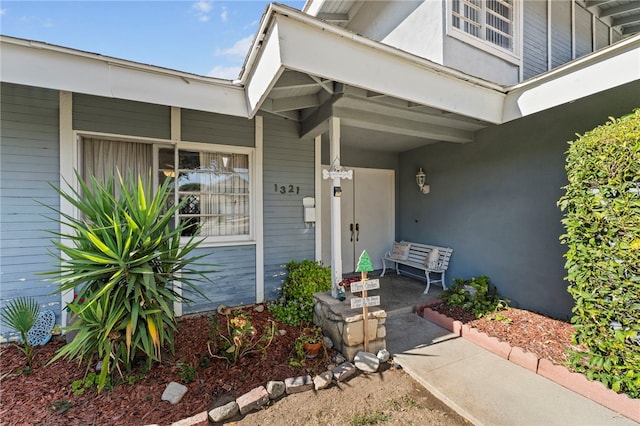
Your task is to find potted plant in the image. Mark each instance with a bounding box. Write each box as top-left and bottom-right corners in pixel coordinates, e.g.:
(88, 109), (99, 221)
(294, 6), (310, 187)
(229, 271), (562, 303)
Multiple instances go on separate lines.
(296, 326), (325, 359)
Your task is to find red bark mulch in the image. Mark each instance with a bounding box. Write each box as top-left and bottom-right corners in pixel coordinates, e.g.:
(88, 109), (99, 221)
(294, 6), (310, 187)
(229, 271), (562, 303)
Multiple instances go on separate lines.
(0, 303), (580, 425)
(0, 307), (332, 425)
(428, 302), (579, 365)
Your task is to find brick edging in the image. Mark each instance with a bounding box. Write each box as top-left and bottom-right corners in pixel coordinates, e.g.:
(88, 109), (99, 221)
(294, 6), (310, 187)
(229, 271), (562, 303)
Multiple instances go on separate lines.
(421, 307), (640, 423)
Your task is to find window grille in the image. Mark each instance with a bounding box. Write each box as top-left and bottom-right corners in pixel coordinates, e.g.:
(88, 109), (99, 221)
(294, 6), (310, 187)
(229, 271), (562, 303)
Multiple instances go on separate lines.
(452, 0), (514, 52)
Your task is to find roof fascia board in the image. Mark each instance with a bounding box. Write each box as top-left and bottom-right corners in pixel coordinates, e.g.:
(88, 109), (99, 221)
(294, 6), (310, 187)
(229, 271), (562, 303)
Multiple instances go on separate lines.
(504, 35), (640, 122)
(244, 21), (287, 118)
(0, 36), (247, 117)
(271, 12), (505, 124)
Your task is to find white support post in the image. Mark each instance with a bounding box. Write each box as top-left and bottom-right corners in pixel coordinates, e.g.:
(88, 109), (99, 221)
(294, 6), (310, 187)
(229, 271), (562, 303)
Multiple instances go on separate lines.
(170, 107), (183, 317)
(59, 91), (75, 327)
(314, 134), (322, 263)
(329, 117), (342, 298)
(255, 115), (265, 303)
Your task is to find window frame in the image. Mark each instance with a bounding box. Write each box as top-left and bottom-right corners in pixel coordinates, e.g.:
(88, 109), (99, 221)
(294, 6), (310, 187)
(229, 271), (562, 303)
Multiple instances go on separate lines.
(76, 131), (255, 248)
(160, 141), (255, 247)
(447, 0), (521, 65)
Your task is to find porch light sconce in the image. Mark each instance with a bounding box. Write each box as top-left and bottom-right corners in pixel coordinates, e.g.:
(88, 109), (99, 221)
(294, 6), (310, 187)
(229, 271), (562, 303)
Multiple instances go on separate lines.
(416, 168), (430, 194)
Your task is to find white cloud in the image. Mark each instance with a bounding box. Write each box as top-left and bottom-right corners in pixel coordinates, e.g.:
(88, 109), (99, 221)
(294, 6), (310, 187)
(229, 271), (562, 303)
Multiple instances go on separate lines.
(0, 9), (7, 16)
(220, 6), (228, 22)
(19, 15), (54, 28)
(192, 0), (213, 23)
(192, 0), (212, 13)
(216, 35), (254, 57)
(207, 65), (242, 80)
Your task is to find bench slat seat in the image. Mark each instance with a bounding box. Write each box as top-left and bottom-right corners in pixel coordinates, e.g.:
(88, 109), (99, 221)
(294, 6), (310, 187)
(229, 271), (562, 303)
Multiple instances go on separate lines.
(380, 242), (453, 294)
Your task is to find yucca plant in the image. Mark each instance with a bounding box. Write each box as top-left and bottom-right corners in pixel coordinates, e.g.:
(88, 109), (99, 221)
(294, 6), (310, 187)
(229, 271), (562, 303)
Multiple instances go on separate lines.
(44, 171), (213, 391)
(0, 296), (40, 368)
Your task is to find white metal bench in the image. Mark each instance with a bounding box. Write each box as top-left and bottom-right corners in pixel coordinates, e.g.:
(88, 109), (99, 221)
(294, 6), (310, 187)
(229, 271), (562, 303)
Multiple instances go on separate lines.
(380, 242), (453, 294)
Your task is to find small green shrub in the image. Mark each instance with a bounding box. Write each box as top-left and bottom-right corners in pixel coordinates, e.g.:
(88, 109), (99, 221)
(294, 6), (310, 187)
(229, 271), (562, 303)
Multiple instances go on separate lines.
(0, 296), (40, 368)
(439, 275), (508, 318)
(269, 260), (331, 326)
(559, 109), (640, 397)
(176, 362), (197, 384)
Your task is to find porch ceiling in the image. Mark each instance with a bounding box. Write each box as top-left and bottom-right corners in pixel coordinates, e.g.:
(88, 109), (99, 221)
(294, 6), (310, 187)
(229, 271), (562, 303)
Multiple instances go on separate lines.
(587, 0), (640, 36)
(259, 69), (490, 152)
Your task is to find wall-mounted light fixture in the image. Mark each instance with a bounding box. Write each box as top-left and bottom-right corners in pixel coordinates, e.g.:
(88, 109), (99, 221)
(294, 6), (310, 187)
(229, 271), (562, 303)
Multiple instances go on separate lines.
(416, 168), (430, 194)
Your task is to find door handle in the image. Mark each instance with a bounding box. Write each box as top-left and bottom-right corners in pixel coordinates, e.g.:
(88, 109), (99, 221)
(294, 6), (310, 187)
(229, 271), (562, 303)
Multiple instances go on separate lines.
(355, 223), (359, 242)
(350, 223), (354, 242)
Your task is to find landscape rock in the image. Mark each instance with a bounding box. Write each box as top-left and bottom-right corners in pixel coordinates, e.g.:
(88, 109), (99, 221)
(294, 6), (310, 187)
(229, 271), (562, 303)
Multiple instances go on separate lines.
(323, 336), (334, 349)
(377, 349), (390, 363)
(266, 380), (286, 399)
(237, 386), (269, 415)
(284, 375), (314, 394)
(314, 371), (334, 390)
(332, 361), (357, 382)
(161, 382), (188, 404)
(254, 304), (265, 313)
(334, 353), (346, 364)
(208, 401), (239, 422)
(354, 351), (380, 373)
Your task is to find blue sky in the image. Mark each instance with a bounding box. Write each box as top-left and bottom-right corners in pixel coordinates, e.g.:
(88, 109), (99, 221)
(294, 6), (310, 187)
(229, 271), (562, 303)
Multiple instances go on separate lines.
(0, 1), (305, 79)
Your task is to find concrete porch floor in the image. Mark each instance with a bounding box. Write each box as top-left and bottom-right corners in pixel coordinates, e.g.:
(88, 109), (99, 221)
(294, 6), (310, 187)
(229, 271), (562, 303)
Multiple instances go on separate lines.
(341, 270), (444, 316)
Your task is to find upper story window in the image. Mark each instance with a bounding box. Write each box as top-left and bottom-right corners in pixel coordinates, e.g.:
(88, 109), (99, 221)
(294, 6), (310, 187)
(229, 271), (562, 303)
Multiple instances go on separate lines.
(452, 0), (515, 53)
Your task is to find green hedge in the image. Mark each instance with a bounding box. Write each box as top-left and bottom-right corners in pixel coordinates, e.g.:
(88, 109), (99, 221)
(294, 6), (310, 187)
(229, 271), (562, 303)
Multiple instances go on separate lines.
(558, 109), (640, 397)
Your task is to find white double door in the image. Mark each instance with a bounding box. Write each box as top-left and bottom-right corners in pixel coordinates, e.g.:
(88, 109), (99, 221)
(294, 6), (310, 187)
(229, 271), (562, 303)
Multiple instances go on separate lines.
(321, 166), (395, 273)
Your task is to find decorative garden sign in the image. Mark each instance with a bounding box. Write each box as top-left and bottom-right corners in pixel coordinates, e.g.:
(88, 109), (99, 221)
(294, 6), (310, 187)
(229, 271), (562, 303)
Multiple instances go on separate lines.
(350, 250), (380, 352)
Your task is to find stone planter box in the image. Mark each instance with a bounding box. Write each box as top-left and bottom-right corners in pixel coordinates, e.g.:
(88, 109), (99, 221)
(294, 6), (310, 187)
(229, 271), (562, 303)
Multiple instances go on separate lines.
(313, 291), (386, 361)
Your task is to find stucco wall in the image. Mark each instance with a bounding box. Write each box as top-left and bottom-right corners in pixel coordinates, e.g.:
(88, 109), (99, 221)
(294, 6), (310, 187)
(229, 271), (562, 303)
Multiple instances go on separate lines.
(397, 81), (639, 320)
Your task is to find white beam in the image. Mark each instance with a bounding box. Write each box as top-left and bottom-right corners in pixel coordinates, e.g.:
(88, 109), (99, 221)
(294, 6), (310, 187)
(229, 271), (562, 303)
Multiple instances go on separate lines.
(265, 94), (320, 112)
(336, 107), (474, 143)
(317, 12), (349, 22)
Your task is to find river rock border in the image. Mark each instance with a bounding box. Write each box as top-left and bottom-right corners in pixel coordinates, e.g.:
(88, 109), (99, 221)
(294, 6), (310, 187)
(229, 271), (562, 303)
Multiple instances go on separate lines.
(152, 355), (388, 426)
(417, 301), (640, 423)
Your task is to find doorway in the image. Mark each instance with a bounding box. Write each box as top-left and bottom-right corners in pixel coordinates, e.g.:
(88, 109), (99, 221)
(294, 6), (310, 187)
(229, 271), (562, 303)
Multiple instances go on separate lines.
(321, 166), (395, 273)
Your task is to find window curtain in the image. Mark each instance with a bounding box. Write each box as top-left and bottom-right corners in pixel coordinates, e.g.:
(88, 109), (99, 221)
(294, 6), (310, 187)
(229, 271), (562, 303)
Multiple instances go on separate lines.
(82, 138), (153, 196)
(198, 152), (249, 236)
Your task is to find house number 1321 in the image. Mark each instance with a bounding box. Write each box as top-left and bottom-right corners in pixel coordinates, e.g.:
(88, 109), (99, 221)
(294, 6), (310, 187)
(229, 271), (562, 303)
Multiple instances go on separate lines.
(274, 184), (300, 194)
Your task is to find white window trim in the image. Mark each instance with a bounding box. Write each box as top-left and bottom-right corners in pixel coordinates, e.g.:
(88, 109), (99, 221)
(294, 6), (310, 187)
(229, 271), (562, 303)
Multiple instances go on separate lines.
(72, 131), (256, 248)
(447, 0), (521, 65)
(174, 141), (255, 247)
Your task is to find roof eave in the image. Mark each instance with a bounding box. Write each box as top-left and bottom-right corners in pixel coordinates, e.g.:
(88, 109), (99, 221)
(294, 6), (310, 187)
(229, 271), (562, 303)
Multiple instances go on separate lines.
(0, 36), (248, 117)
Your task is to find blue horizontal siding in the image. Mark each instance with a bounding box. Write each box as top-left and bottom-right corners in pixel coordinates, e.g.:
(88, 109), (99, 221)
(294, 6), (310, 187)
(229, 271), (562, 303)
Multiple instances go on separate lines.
(181, 109), (254, 147)
(182, 245), (256, 314)
(73, 94), (171, 139)
(262, 114), (315, 300)
(0, 83), (61, 340)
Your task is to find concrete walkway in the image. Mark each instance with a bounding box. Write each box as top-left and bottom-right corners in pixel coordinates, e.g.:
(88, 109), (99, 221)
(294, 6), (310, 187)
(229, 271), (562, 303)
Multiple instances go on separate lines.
(386, 313), (638, 426)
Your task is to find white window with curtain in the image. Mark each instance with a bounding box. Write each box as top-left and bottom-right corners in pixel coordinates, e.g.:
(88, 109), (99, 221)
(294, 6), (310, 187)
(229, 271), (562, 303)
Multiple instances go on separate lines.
(449, 0), (519, 62)
(81, 135), (253, 245)
(158, 144), (252, 243)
